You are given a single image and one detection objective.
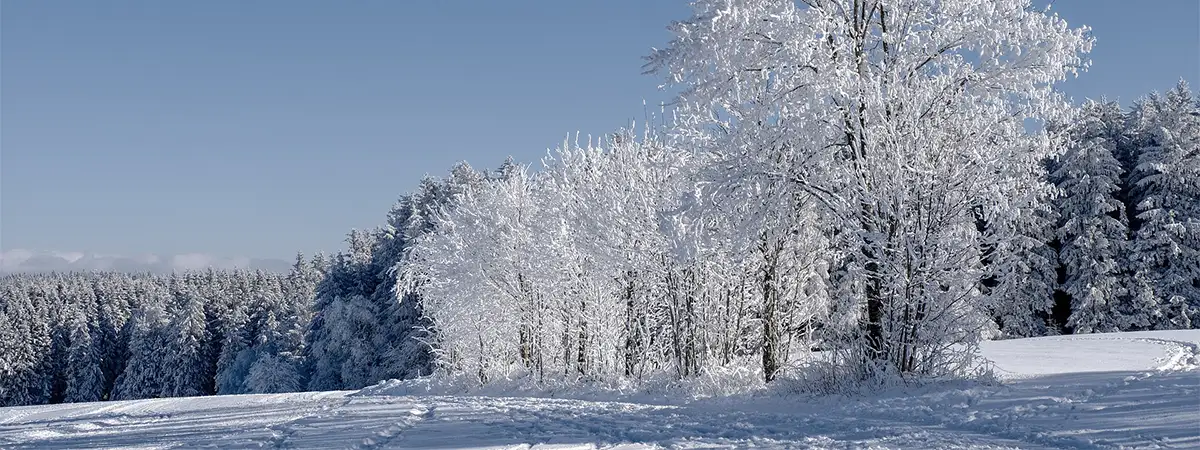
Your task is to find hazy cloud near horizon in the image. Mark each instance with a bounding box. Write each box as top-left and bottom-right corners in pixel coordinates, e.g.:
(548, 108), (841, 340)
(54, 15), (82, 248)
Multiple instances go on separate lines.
(0, 250), (293, 274)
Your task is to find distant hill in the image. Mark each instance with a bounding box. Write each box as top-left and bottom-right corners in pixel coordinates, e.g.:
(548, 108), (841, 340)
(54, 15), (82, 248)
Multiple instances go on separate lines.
(0, 249), (293, 275)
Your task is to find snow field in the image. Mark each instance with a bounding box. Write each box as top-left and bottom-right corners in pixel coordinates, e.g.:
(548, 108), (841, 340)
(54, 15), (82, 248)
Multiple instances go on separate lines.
(1, 330), (1197, 449)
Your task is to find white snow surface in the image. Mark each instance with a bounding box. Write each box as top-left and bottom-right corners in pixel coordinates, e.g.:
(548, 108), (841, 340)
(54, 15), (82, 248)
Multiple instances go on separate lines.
(1, 330), (1197, 449)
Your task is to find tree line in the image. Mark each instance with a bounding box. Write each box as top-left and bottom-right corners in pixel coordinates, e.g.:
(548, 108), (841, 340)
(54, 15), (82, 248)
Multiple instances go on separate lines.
(0, 163), (499, 406)
(0, 268), (316, 405)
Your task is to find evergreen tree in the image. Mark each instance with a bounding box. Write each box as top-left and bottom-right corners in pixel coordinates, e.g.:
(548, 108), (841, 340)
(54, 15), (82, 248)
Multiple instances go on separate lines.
(64, 312), (104, 403)
(162, 281), (210, 398)
(1052, 101), (1132, 333)
(0, 292), (33, 406)
(215, 300), (252, 395)
(444, 161), (488, 201)
(244, 353), (301, 394)
(366, 197), (417, 382)
(1, 269), (299, 405)
(306, 239), (379, 391)
(113, 299), (170, 400)
(26, 279), (58, 405)
(1130, 80), (1200, 328)
(94, 273), (134, 400)
(493, 155), (521, 181)
(275, 253), (319, 381)
(984, 191), (1061, 337)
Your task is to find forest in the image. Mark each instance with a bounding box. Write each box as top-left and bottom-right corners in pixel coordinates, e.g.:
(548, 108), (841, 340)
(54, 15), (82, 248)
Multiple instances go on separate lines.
(2, 0), (1197, 407)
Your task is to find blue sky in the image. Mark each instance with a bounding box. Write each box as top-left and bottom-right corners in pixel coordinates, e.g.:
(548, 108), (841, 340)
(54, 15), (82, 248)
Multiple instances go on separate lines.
(2, 1), (1197, 260)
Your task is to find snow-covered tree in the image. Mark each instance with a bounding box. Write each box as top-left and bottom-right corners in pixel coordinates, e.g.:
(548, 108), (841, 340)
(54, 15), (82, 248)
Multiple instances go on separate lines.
(64, 312), (104, 403)
(244, 353), (302, 394)
(113, 289), (171, 400)
(306, 231), (379, 391)
(94, 273), (136, 400)
(3, 2), (1196, 405)
(980, 190), (1060, 338)
(646, 0), (1093, 379)
(281, 253), (319, 359)
(366, 197), (430, 382)
(0, 270), (302, 405)
(0, 283), (47, 406)
(1051, 101), (1132, 333)
(404, 164), (547, 383)
(162, 280), (211, 397)
(1129, 80), (1200, 328)
(444, 161), (489, 201)
(215, 299), (253, 395)
(405, 131), (817, 384)
(0, 310), (19, 404)
(311, 294), (380, 389)
(536, 133), (698, 380)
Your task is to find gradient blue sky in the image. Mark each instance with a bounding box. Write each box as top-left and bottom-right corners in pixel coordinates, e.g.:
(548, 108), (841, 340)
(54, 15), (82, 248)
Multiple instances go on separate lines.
(3, 1), (1198, 260)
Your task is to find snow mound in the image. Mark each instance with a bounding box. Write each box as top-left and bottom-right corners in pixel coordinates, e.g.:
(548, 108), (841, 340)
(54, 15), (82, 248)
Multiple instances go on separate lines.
(357, 359), (771, 405)
(981, 330), (1200, 378)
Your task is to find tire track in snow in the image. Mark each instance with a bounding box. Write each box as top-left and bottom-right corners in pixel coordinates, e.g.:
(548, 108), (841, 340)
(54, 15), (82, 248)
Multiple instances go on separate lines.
(475, 397), (663, 447)
(0, 399), (182, 448)
(353, 403), (434, 449)
(1135, 337), (1200, 372)
(414, 395), (1045, 449)
(847, 395), (1102, 450)
(266, 396), (356, 449)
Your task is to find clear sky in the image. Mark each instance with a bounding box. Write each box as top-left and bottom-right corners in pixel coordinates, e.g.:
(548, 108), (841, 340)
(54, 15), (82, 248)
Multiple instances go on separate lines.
(2, 1), (1197, 260)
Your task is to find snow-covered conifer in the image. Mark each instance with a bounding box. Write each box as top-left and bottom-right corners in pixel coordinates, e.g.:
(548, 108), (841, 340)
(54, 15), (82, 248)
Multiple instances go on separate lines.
(162, 281), (210, 398)
(1052, 101), (1133, 333)
(1129, 80), (1200, 328)
(113, 294), (171, 400)
(244, 353), (301, 394)
(215, 300), (252, 395)
(64, 312), (104, 403)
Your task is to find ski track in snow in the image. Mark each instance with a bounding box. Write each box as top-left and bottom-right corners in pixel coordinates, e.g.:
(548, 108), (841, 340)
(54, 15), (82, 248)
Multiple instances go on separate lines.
(0, 331), (1197, 449)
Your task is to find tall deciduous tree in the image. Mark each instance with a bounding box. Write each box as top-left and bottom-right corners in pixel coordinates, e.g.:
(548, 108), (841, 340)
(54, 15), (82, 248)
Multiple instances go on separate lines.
(646, 0), (1092, 378)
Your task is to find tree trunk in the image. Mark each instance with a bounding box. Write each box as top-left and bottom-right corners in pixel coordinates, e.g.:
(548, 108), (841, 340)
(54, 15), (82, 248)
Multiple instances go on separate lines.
(761, 235), (782, 383)
(623, 271), (640, 377)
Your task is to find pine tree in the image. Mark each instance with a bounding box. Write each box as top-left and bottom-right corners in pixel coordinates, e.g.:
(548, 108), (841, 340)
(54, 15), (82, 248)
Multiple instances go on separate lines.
(113, 299), (170, 400)
(444, 161), (488, 201)
(365, 199), (415, 382)
(244, 353), (301, 394)
(983, 190), (1060, 338)
(0, 293), (29, 406)
(405, 177), (447, 239)
(162, 281), (209, 398)
(306, 237), (380, 391)
(20, 279), (56, 406)
(1052, 101), (1132, 334)
(278, 253), (318, 371)
(1130, 80), (1200, 328)
(94, 273), (134, 400)
(215, 300), (252, 395)
(493, 156), (521, 181)
(64, 312), (104, 403)
(1, 269), (299, 405)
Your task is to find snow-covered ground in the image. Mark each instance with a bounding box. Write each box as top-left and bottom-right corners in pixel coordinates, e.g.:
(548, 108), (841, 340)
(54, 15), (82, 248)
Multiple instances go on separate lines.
(1, 330), (1196, 449)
